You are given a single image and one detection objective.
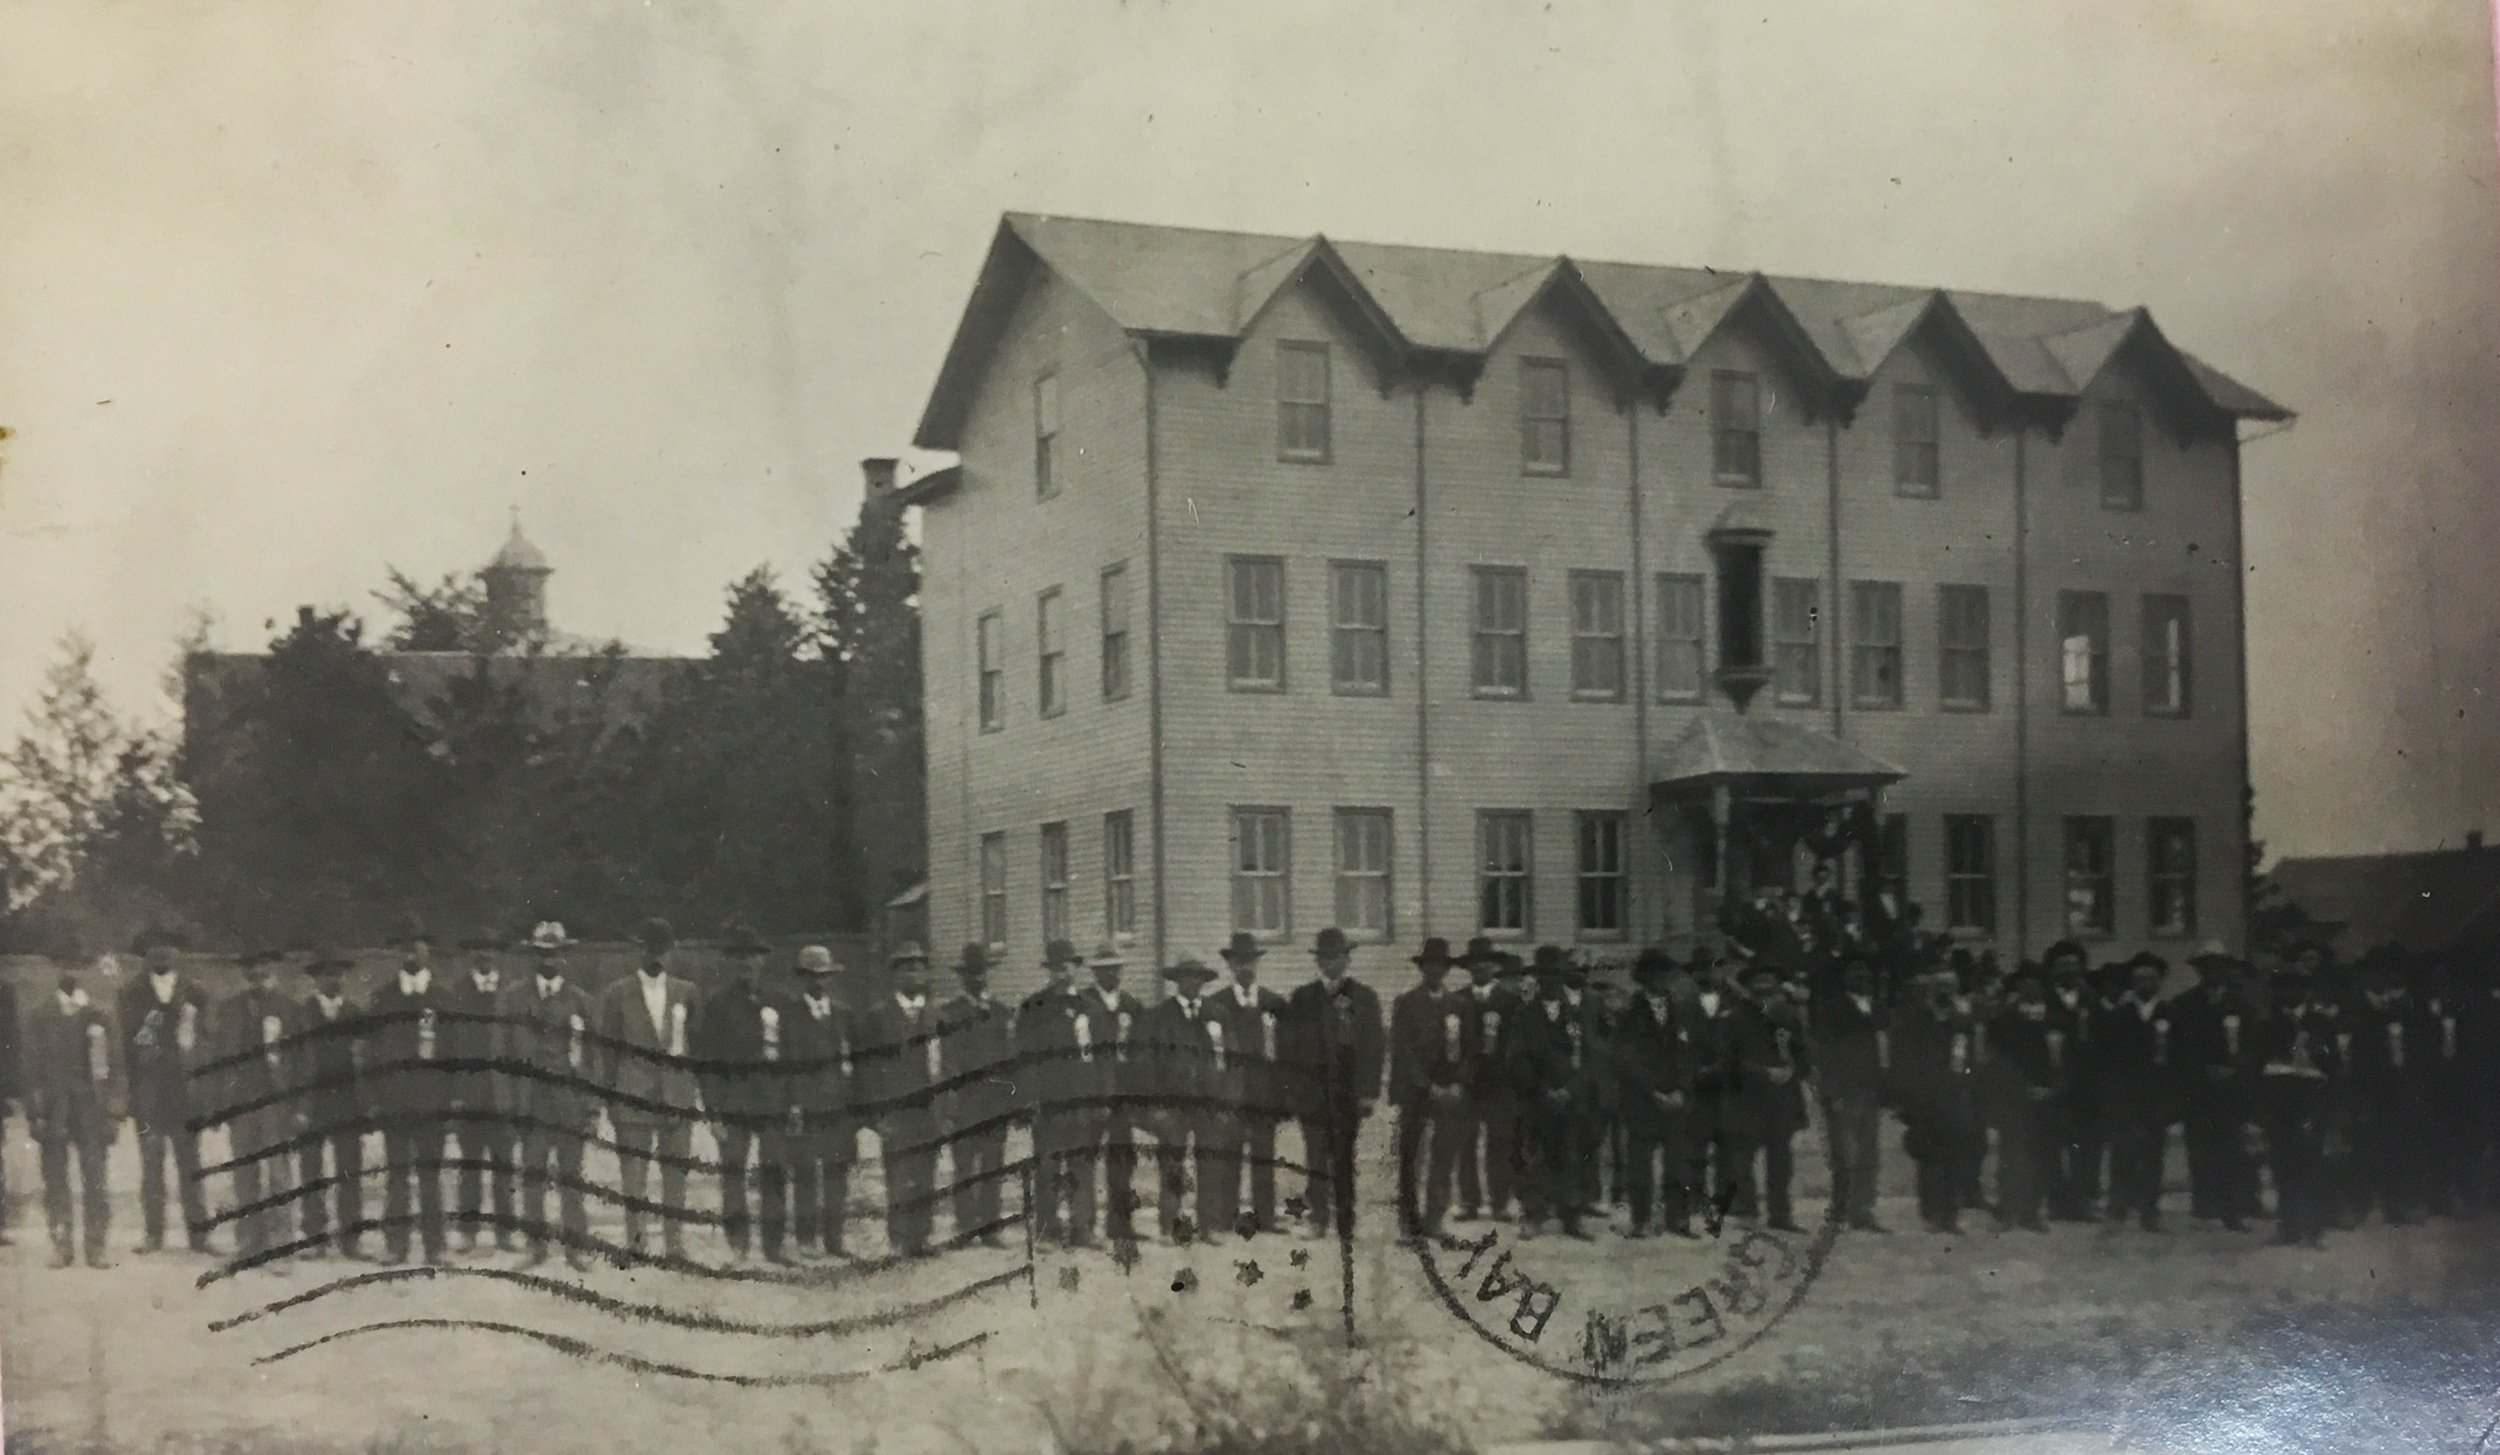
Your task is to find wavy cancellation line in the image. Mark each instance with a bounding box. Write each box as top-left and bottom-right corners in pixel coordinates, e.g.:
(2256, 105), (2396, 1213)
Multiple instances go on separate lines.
(249, 1320), (993, 1386)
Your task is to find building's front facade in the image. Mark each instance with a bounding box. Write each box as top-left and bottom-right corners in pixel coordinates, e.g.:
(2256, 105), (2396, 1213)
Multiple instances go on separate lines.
(905, 214), (2288, 996)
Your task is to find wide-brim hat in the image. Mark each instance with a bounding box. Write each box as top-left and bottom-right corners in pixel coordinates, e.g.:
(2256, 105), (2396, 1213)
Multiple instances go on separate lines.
(887, 940), (929, 967)
(524, 920), (575, 952)
(1492, 951), (1530, 980)
(1086, 937), (1128, 970)
(1631, 947), (1679, 983)
(2041, 940), (2088, 967)
(794, 945), (837, 976)
(1312, 927), (1353, 958)
(131, 925), (187, 954)
(723, 924), (772, 957)
(954, 942), (992, 976)
(305, 944), (353, 973)
(1219, 931), (1266, 964)
(1043, 937), (1081, 968)
(2186, 940), (2240, 970)
(1164, 957), (1221, 986)
(1411, 936), (1457, 967)
(1529, 944), (1575, 979)
(637, 917), (677, 951)
(1461, 936), (1499, 967)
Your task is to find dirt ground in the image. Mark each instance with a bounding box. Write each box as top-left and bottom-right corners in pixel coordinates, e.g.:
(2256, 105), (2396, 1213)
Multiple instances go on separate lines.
(0, 1110), (2488, 1454)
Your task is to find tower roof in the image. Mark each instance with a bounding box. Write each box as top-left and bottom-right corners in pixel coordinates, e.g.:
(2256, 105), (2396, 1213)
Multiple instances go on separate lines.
(488, 511), (549, 574)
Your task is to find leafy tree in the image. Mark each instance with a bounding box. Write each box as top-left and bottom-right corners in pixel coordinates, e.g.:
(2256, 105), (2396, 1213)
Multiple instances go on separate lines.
(817, 485), (924, 922)
(377, 567), (489, 652)
(0, 633), (127, 905)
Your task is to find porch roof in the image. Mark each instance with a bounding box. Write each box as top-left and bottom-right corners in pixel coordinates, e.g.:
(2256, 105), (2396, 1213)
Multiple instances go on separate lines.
(1649, 712), (1907, 800)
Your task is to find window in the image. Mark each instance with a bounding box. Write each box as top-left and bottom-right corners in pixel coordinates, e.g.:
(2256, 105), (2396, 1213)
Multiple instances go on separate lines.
(1711, 371), (1762, 486)
(1875, 814), (1910, 905)
(1655, 573), (1707, 701)
(1938, 585), (1991, 711)
(1943, 816), (1996, 934)
(976, 610), (1005, 732)
(1278, 342), (1331, 462)
(1226, 556), (1286, 691)
(1470, 567), (1529, 697)
(1099, 565), (1131, 702)
(2142, 594), (2192, 717)
(1894, 384), (1940, 496)
(1849, 581), (1904, 709)
(979, 832), (1008, 951)
(1478, 811), (1534, 937)
(1333, 809), (1393, 940)
(1717, 547), (1766, 674)
(1576, 812), (1627, 938)
(1569, 571), (1627, 700)
(2057, 591), (2110, 714)
(1039, 821), (1070, 944)
(1036, 587), (1066, 719)
(2147, 817), (2198, 938)
(1034, 373), (1062, 499)
(2099, 401), (2144, 511)
(1102, 811), (1136, 940)
(1772, 578), (1821, 706)
(1230, 808), (1291, 939)
(1330, 561), (1389, 695)
(1522, 358), (1570, 475)
(2063, 816), (2116, 938)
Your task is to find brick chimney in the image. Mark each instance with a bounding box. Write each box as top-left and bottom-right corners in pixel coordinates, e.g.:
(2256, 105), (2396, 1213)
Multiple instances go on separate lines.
(861, 457), (899, 500)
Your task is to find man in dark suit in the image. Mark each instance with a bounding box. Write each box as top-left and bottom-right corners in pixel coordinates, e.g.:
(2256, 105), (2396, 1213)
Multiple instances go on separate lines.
(1015, 938), (1093, 1245)
(2166, 943), (2256, 1231)
(594, 917), (701, 1261)
(442, 932), (517, 1255)
(695, 925), (792, 1264)
(1727, 960), (1810, 1231)
(293, 947), (366, 1259)
(783, 945), (856, 1259)
(1562, 957), (1616, 1217)
(2097, 953), (2175, 1230)
(1815, 954), (1888, 1233)
(936, 943), (1017, 1248)
(500, 922), (596, 1269)
(120, 925), (214, 1254)
(1449, 938), (1517, 1224)
(1890, 963), (1981, 1232)
(2040, 942), (2105, 1221)
(859, 943), (942, 1257)
(214, 947), (301, 1262)
(1615, 948), (1696, 1238)
(1386, 937), (1469, 1241)
(2254, 960), (2339, 1248)
(366, 918), (453, 1263)
(1071, 939), (1147, 1245)
(1211, 932), (1289, 1235)
(1141, 956), (1235, 1243)
(1984, 966), (2063, 1231)
(26, 962), (122, 1267)
(1511, 946), (1598, 1240)
(2349, 945), (2441, 1225)
(1285, 926), (1385, 1239)
(1682, 946), (1742, 1226)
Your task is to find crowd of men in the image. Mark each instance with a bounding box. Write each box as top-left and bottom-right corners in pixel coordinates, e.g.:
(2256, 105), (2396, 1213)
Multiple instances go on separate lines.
(2, 905), (2491, 1272)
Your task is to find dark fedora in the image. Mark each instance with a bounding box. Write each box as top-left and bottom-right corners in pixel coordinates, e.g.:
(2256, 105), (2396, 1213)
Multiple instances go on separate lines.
(1529, 944), (1576, 979)
(1493, 951), (1530, 980)
(638, 917), (678, 951)
(1164, 956), (1222, 987)
(2186, 940), (2241, 971)
(387, 913), (436, 948)
(1312, 927), (1353, 959)
(1411, 936), (1458, 967)
(1042, 937), (1081, 969)
(723, 923), (772, 957)
(1461, 936), (1500, 967)
(1220, 931), (1266, 963)
(305, 944), (353, 974)
(2041, 939), (2089, 966)
(955, 942), (993, 976)
(234, 946), (287, 969)
(1632, 947), (1679, 984)
(130, 924), (187, 955)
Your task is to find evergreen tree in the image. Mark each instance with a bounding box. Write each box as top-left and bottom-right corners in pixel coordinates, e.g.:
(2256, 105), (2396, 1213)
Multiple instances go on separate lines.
(816, 485), (924, 924)
(377, 567), (489, 652)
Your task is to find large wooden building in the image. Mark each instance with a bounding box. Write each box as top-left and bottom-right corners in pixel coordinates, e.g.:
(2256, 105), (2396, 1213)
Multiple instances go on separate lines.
(900, 213), (2288, 992)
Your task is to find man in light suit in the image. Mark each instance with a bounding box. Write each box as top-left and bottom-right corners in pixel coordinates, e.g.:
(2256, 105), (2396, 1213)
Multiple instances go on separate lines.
(213, 947), (302, 1263)
(500, 922), (597, 1270)
(595, 917), (701, 1261)
(120, 925), (214, 1254)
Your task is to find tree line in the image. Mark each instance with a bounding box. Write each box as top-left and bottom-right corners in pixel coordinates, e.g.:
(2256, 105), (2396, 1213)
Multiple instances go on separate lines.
(0, 494), (921, 956)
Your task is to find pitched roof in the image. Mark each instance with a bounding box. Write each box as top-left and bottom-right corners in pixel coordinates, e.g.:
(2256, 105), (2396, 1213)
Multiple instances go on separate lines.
(913, 213), (2290, 449)
(1650, 713), (1907, 794)
(2268, 847), (2500, 957)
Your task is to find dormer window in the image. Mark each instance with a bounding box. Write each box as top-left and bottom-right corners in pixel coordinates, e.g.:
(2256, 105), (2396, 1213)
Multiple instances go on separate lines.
(2098, 401), (2143, 511)
(1278, 342), (1331, 463)
(1711, 371), (1762, 487)
(1521, 359), (1570, 476)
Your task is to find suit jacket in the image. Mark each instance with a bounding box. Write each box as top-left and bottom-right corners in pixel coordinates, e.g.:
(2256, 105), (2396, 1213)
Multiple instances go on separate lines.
(24, 993), (123, 1144)
(2349, 994), (2442, 1107)
(1014, 984), (1090, 1111)
(119, 973), (214, 1131)
(1682, 991), (1740, 1106)
(783, 987), (854, 1133)
(1811, 992), (1886, 1104)
(438, 971), (512, 1115)
(1508, 993), (1597, 1106)
(1611, 991), (1692, 1128)
(1728, 997), (1811, 1136)
(1886, 1003), (1978, 1132)
(594, 970), (702, 1124)
(293, 989), (366, 1133)
(858, 993), (944, 1121)
(1387, 985), (1468, 1111)
(935, 990), (1018, 1130)
(365, 973), (457, 1120)
(693, 980), (791, 1131)
(1139, 993), (1232, 1120)
(497, 977), (598, 1131)
(214, 986), (302, 1144)
(2163, 987), (2253, 1109)
(1069, 987), (1147, 1116)
(1284, 976), (1385, 1120)
(1207, 980), (1290, 1116)
(1457, 981), (1517, 1098)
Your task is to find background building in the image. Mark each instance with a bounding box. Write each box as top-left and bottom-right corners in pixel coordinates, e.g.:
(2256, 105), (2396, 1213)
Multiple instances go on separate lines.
(904, 214), (2288, 994)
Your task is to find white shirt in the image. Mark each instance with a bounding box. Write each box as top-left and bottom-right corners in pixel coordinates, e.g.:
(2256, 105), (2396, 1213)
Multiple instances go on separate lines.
(535, 975), (563, 1000)
(149, 971), (179, 1004)
(472, 971), (500, 996)
(1848, 993), (1874, 1018)
(894, 992), (927, 1019)
(399, 968), (431, 997)
(1231, 982), (1261, 1008)
(640, 971), (670, 1037)
(804, 992), (833, 1020)
(1175, 996), (1200, 1020)
(1643, 993), (1673, 1025)
(1698, 990), (1722, 1018)
(315, 992), (346, 1020)
(1096, 988), (1124, 1012)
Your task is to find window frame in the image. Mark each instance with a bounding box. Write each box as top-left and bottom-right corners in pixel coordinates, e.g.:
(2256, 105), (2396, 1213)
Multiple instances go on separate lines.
(1229, 806), (1293, 942)
(1575, 811), (1628, 941)
(1225, 555), (1288, 694)
(1329, 560), (1391, 697)
(2146, 816), (2199, 939)
(1654, 571), (1708, 703)
(2141, 593), (2193, 718)
(1711, 370), (1763, 487)
(1521, 357), (1571, 477)
(1036, 586), (1066, 720)
(1476, 810), (1535, 939)
(1470, 566), (1531, 699)
(1099, 564), (1131, 703)
(1875, 813), (1910, 905)
(1332, 807), (1395, 942)
(978, 831), (1008, 952)
(2057, 590), (2112, 716)
(1771, 576), (1822, 707)
(1893, 382), (1941, 497)
(1277, 341), (1332, 464)
(1942, 814), (1997, 935)
(1849, 579), (1905, 710)
(1568, 570), (1628, 702)
(1102, 810), (1136, 942)
(2062, 815), (2117, 940)
(1034, 372), (1062, 499)
(1937, 584), (1991, 712)
(975, 609), (1005, 733)
(2098, 400), (2145, 512)
(1038, 821), (1070, 946)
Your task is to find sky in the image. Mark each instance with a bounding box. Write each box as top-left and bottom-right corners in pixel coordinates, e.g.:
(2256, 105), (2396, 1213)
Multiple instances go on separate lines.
(0, 0), (2494, 861)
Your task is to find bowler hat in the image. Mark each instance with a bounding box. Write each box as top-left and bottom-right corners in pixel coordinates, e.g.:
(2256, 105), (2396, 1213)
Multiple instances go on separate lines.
(1164, 957), (1221, 986)
(1219, 931), (1266, 964)
(2129, 950), (2171, 974)
(955, 942), (992, 976)
(888, 940), (929, 966)
(1087, 937), (1128, 969)
(1411, 936), (1457, 967)
(637, 917), (677, 951)
(1043, 938), (1081, 968)
(723, 924), (772, 957)
(1311, 927), (1353, 958)
(2041, 940), (2088, 966)
(795, 945), (837, 977)
(2186, 940), (2239, 970)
